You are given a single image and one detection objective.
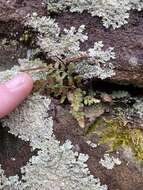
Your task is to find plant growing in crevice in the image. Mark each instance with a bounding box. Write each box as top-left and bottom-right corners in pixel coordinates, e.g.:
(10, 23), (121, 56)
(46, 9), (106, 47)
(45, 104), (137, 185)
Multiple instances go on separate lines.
(25, 56), (101, 128)
(20, 13), (115, 127)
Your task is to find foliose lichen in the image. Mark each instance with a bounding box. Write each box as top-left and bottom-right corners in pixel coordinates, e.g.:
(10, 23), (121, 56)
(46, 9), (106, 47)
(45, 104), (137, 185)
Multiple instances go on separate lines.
(125, 99), (143, 129)
(87, 140), (98, 148)
(1, 93), (107, 190)
(25, 13), (116, 80)
(111, 90), (129, 99)
(0, 165), (19, 189)
(46, 0), (143, 29)
(75, 41), (115, 79)
(25, 13), (88, 58)
(99, 153), (121, 170)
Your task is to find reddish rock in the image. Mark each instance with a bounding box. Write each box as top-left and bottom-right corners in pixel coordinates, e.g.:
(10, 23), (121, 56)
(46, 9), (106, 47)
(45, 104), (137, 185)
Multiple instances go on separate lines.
(0, 0), (46, 22)
(55, 11), (143, 87)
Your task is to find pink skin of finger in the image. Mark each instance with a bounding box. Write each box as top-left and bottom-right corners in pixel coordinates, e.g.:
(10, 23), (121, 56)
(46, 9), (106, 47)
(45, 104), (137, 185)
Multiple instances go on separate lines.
(0, 73), (33, 118)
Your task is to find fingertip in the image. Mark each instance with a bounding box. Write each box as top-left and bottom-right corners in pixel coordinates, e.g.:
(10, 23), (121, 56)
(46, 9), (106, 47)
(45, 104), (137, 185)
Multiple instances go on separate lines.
(5, 72), (33, 94)
(0, 73), (33, 118)
(19, 72), (33, 92)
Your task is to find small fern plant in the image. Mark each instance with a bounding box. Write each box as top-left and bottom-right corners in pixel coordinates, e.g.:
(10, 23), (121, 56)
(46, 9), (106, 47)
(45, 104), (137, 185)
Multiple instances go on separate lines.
(20, 13), (115, 127)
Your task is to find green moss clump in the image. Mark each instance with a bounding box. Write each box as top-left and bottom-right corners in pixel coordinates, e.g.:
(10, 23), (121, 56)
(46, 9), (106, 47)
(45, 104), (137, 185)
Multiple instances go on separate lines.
(86, 118), (143, 160)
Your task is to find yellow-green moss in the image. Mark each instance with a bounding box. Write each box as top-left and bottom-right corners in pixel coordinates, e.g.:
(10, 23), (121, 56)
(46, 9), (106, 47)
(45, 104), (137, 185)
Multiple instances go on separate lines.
(86, 117), (143, 160)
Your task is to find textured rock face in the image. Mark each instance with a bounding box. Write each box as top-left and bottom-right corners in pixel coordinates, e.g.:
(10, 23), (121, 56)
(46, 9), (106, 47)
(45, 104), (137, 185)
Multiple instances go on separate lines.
(0, 1), (143, 190)
(0, 0), (45, 22)
(55, 11), (143, 86)
(0, 1), (143, 85)
(0, 98), (143, 190)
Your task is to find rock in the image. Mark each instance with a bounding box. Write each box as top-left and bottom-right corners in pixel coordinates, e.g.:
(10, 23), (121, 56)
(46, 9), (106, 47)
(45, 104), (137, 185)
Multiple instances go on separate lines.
(0, 3), (143, 86)
(0, 39), (27, 71)
(0, 88), (143, 189)
(0, 4), (143, 190)
(0, 124), (36, 177)
(0, 0), (46, 22)
(55, 10), (143, 87)
(53, 102), (143, 190)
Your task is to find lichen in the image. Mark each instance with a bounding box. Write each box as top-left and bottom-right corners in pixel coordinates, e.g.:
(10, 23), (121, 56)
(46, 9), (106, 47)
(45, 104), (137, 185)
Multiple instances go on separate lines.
(1, 94), (107, 190)
(0, 165), (19, 189)
(130, 99), (143, 120)
(111, 90), (129, 99)
(25, 13), (88, 58)
(0, 58), (47, 83)
(46, 0), (143, 29)
(87, 140), (97, 148)
(75, 41), (115, 79)
(25, 13), (115, 80)
(125, 98), (143, 129)
(18, 13), (116, 127)
(99, 154), (121, 170)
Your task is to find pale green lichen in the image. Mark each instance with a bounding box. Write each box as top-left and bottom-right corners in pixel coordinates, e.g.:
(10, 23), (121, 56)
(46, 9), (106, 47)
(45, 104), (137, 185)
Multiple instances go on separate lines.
(25, 14), (116, 80)
(0, 165), (19, 189)
(125, 99), (143, 129)
(99, 154), (121, 170)
(0, 58), (47, 83)
(75, 41), (115, 79)
(25, 13), (88, 58)
(46, 0), (143, 29)
(1, 93), (107, 190)
(133, 100), (143, 117)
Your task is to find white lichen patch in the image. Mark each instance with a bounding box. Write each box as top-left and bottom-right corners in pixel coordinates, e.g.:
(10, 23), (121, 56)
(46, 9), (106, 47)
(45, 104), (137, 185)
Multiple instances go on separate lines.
(26, 13), (88, 58)
(25, 14), (116, 80)
(99, 154), (121, 170)
(0, 165), (19, 189)
(46, 0), (143, 29)
(0, 65), (20, 82)
(87, 140), (97, 148)
(125, 98), (143, 128)
(133, 100), (143, 118)
(2, 95), (52, 149)
(1, 91), (107, 189)
(75, 41), (115, 79)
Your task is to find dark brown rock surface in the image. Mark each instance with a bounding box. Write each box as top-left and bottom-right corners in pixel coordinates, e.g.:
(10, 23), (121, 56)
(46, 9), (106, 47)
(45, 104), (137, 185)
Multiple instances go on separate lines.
(55, 10), (143, 86)
(0, 0), (46, 22)
(53, 103), (143, 190)
(0, 1), (143, 86)
(0, 2), (143, 190)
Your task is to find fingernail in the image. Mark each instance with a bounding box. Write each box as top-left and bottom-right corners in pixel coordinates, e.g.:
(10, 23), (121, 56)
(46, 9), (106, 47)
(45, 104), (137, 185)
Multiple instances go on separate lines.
(5, 73), (27, 90)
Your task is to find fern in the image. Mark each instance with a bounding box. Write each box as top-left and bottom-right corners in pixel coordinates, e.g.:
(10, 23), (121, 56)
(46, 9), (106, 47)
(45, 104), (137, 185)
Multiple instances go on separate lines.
(23, 14), (116, 128)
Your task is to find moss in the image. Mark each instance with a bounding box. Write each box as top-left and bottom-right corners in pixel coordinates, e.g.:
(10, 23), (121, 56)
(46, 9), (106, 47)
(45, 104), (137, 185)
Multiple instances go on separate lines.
(86, 117), (143, 160)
